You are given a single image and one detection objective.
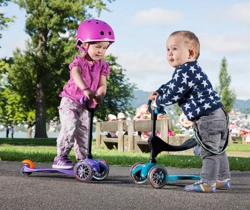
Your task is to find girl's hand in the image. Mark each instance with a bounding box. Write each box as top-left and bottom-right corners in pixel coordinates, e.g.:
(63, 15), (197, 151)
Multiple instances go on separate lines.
(84, 89), (96, 100)
(93, 95), (103, 104)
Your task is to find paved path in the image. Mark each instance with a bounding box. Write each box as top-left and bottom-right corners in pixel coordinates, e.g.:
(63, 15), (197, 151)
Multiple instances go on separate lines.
(1, 161), (250, 210)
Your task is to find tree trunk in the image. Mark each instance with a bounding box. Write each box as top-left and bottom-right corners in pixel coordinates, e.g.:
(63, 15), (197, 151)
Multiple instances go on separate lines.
(27, 123), (33, 138)
(35, 78), (48, 138)
(34, 31), (48, 138)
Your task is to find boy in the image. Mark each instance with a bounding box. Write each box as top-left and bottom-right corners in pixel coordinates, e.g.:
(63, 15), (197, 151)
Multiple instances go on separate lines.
(149, 31), (231, 193)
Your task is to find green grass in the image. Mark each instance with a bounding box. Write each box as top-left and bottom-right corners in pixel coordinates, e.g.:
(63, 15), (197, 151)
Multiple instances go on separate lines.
(0, 138), (249, 171)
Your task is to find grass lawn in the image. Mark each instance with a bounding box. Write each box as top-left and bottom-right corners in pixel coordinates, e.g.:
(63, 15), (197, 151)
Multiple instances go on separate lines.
(0, 138), (249, 171)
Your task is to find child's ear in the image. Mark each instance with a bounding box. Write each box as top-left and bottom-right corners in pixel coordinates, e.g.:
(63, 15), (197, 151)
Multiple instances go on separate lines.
(82, 43), (89, 49)
(188, 49), (195, 59)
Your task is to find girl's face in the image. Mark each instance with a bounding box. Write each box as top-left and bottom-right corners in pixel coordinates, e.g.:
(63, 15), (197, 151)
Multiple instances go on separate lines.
(83, 42), (110, 61)
(166, 35), (192, 68)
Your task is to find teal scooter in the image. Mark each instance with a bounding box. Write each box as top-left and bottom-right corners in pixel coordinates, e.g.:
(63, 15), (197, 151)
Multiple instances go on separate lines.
(129, 101), (200, 189)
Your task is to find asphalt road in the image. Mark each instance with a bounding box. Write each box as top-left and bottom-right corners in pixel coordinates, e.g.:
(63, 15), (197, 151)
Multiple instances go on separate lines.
(1, 161), (250, 210)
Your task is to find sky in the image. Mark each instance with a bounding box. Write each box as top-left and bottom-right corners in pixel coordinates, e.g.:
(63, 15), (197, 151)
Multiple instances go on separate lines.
(1, 0), (250, 100)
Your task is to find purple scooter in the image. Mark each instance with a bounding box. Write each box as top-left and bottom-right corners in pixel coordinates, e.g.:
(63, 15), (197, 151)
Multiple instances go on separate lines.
(21, 99), (109, 183)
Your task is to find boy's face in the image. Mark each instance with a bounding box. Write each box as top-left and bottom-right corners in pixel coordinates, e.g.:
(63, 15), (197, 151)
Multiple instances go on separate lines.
(83, 42), (110, 61)
(166, 35), (192, 68)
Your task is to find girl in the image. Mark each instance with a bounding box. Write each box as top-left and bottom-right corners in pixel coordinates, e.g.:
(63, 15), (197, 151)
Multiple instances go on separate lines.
(52, 19), (115, 169)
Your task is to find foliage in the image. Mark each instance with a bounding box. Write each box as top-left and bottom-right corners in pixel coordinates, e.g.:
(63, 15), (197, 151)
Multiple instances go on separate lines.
(96, 54), (136, 120)
(0, 0), (16, 46)
(215, 57), (236, 113)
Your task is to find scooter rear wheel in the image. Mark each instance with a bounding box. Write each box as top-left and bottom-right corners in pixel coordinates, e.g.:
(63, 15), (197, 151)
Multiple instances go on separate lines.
(74, 161), (93, 182)
(129, 162), (148, 184)
(93, 159), (109, 181)
(148, 166), (168, 189)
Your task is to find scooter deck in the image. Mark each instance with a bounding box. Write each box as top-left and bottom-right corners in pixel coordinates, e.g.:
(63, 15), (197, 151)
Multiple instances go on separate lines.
(148, 136), (197, 157)
(21, 165), (74, 175)
(168, 174), (200, 181)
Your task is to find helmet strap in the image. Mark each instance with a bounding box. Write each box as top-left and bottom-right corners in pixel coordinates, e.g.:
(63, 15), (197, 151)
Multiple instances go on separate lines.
(76, 45), (88, 54)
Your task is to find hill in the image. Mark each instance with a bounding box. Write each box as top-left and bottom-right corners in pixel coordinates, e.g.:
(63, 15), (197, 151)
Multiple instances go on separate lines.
(131, 90), (250, 110)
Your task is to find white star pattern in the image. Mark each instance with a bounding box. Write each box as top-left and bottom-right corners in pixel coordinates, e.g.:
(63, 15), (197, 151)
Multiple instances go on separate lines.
(184, 103), (191, 110)
(181, 72), (189, 84)
(197, 92), (203, 98)
(198, 98), (205, 103)
(166, 89), (171, 96)
(168, 82), (175, 90)
(209, 95), (214, 100)
(189, 66), (197, 74)
(187, 112), (194, 119)
(203, 103), (211, 110)
(172, 95), (180, 101)
(195, 73), (203, 80)
(192, 100), (197, 107)
(154, 61), (221, 120)
(165, 101), (172, 105)
(202, 80), (208, 87)
(207, 88), (213, 94)
(173, 73), (180, 81)
(177, 86), (185, 94)
(195, 107), (201, 114)
(188, 80), (195, 88)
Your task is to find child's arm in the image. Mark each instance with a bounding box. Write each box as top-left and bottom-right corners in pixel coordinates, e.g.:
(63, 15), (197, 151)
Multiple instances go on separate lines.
(93, 75), (107, 104)
(71, 66), (95, 100)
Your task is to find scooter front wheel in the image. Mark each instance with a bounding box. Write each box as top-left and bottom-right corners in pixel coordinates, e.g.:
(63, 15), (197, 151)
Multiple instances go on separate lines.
(93, 159), (109, 181)
(129, 162), (148, 184)
(74, 161), (93, 182)
(148, 166), (168, 189)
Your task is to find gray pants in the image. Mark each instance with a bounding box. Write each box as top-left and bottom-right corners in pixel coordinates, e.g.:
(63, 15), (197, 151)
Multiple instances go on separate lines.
(195, 107), (230, 185)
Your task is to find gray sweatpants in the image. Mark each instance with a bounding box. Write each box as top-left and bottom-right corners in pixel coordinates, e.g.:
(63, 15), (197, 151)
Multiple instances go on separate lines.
(194, 107), (230, 185)
(56, 97), (89, 160)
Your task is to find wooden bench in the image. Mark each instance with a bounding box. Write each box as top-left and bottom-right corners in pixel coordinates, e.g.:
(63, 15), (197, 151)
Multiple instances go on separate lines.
(95, 121), (127, 152)
(96, 118), (176, 153)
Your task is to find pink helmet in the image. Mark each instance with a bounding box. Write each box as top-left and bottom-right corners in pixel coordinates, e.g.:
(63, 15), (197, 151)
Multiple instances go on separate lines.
(76, 19), (115, 52)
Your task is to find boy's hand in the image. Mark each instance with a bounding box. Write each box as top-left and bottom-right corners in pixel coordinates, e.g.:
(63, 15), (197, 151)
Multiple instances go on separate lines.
(149, 91), (159, 101)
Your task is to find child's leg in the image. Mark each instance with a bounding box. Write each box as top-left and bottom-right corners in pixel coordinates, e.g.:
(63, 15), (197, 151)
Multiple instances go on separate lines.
(185, 108), (230, 192)
(197, 108), (230, 185)
(73, 108), (89, 160)
(56, 97), (80, 157)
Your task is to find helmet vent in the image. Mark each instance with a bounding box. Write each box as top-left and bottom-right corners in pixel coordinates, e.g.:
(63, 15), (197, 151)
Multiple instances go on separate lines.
(108, 32), (112, 35)
(100, 31), (104, 35)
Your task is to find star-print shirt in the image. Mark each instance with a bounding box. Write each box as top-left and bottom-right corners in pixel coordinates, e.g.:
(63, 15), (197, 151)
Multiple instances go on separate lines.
(155, 60), (223, 121)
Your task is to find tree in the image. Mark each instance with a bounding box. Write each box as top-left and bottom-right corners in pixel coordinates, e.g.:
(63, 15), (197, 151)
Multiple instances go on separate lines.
(0, 0), (15, 47)
(215, 57), (236, 113)
(10, 0), (115, 138)
(96, 54), (136, 120)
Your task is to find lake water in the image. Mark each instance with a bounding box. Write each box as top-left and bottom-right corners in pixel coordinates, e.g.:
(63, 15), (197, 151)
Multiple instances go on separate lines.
(0, 131), (96, 139)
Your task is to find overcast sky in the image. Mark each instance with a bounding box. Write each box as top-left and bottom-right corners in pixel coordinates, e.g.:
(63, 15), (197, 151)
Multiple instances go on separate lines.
(1, 0), (250, 100)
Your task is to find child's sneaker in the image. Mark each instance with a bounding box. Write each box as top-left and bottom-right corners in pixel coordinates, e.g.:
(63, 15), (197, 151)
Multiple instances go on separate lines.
(185, 181), (216, 193)
(52, 156), (74, 169)
(216, 179), (231, 190)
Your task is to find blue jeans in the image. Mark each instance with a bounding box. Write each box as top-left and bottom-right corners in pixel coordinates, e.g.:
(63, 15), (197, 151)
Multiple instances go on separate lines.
(194, 107), (230, 185)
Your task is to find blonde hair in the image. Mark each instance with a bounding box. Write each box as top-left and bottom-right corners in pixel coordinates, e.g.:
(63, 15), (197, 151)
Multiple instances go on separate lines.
(170, 30), (200, 59)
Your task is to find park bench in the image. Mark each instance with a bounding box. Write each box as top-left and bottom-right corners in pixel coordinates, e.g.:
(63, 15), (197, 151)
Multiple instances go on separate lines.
(95, 118), (194, 155)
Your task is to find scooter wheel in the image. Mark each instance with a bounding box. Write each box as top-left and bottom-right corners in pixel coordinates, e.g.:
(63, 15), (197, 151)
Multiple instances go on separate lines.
(20, 164), (32, 176)
(20, 160), (35, 176)
(93, 159), (109, 181)
(129, 162), (148, 184)
(148, 166), (168, 189)
(74, 161), (93, 182)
